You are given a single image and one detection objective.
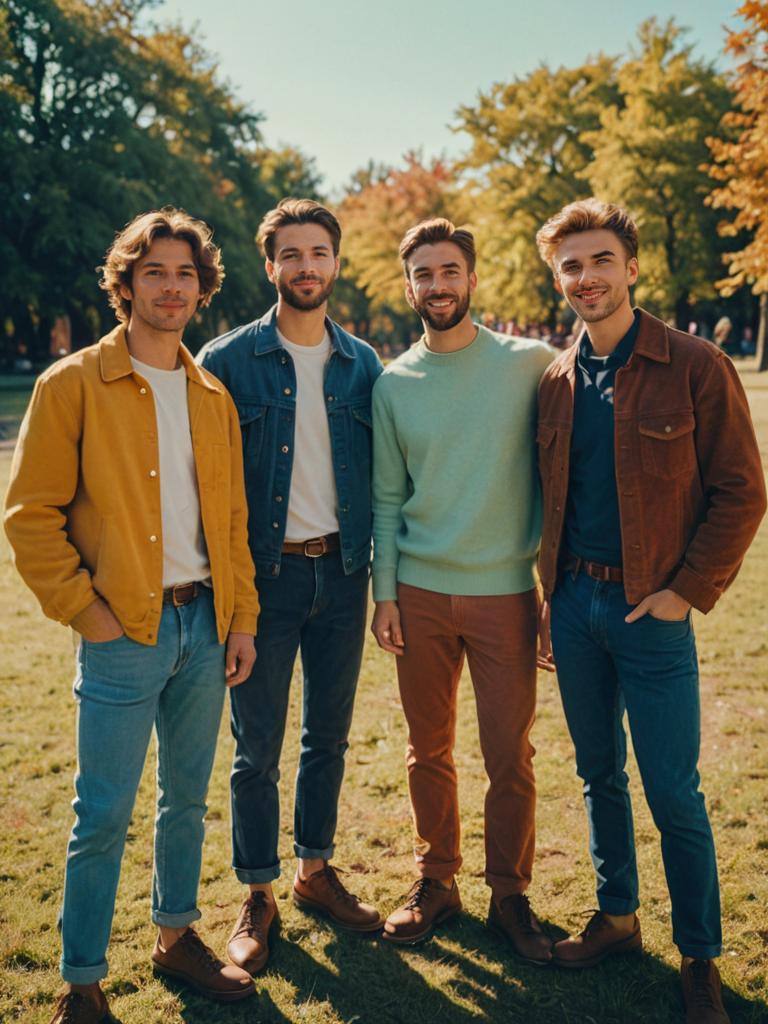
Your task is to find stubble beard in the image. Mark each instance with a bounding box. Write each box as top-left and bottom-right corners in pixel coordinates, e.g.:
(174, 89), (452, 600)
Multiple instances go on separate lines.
(278, 275), (336, 312)
(414, 292), (471, 332)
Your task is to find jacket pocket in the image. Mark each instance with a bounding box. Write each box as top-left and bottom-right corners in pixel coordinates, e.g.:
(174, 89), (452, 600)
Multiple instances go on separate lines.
(236, 404), (267, 461)
(638, 412), (696, 480)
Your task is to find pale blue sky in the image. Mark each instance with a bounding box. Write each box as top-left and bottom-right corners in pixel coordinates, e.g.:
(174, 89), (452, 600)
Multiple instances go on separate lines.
(155, 0), (741, 195)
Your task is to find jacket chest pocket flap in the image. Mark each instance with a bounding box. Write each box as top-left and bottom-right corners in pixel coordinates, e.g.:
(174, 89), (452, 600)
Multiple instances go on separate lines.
(236, 403), (267, 459)
(638, 411), (696, 479)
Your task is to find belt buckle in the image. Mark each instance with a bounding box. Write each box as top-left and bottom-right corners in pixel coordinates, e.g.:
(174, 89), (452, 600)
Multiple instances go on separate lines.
(172, 582), (193, 606)
(303, 537), (327, 558)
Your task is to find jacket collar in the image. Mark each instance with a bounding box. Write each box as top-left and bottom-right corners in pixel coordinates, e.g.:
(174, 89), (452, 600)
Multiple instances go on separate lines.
(252, 304), (357, 359)
(553, 306), (670, 379)
(98, 324), (221, 391)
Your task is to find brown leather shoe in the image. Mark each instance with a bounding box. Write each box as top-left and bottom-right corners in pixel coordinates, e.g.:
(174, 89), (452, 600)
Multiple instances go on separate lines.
(227, 891), (280, 974)
(681, 958), (731, 1023)
(293, 864), (383, 932)
(152, 927), (255, 1002)
(487, 893), (552, 965)
(382, 878), (462, 944)
(553, 911), (642, 968)
(50, 991), (119, 1024)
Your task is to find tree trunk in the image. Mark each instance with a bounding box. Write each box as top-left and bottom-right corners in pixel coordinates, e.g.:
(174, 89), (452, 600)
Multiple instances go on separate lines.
(756, 292), (768, 373)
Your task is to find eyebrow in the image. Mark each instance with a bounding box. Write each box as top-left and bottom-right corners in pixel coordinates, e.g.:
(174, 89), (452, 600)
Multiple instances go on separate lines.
(413, 261), (462, 273)
(139, 260), (196, 270)
(278, 244), (330, 256)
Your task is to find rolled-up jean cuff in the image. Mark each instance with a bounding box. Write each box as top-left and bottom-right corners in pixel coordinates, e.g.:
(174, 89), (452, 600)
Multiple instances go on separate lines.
(597, 895), (639, 916)
(678, 943), (722, 960)
(61, 958), (108, 985)
(234, 864), (281, 885)
(294, 842), (334, 861)
(151, 907), (201, 928)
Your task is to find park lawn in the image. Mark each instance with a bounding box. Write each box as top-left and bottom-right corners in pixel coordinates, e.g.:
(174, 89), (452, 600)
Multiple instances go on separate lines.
(1, 374), (767, 1024)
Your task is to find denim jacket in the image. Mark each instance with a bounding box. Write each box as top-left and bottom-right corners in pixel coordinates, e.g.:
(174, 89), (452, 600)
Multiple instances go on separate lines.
(198, 306), (383, 579)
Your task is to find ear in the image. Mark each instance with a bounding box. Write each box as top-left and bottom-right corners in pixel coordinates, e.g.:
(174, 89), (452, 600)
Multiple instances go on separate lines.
(333, 254), (341, 279)
(265, 258), (277, 285)
(553, 275), (564, 296)
(627, 257), (639, 287)
(469, 271), (478, 294)
(119, 281), (133, 302)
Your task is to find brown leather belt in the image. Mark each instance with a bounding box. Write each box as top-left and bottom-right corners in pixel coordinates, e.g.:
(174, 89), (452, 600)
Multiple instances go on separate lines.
(563, 553), (623, 583)
(282, 532), (340, 558)
(162, 581), (202, 606)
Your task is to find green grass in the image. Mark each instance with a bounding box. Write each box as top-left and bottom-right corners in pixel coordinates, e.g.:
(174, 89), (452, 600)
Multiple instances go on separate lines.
(1, 372), (767, 1023)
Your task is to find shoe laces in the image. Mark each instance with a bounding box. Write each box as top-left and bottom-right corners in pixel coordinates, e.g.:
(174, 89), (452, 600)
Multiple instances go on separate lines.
(54, 993), (92, 1024)
(689, 960), (717, 1010)
(579, 909), (609, 938)
(504, 893), (536, 933)
(320, 864), (359, 907)
(403, 878), (437, 911)
(234, 891), (270, 940)
(178, 928), (224, 974)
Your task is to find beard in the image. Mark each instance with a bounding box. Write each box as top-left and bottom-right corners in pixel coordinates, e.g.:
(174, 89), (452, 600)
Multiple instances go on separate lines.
(277, 274), (336, 311)
(413, 291), (471, 332)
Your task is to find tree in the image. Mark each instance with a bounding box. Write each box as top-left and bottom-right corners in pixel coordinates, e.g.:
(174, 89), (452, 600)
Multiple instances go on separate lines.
(706, 1), (768, 370)
(584, 19), (732, 327)
(455, 58), (619, 323)
(0, 0), (281, 357)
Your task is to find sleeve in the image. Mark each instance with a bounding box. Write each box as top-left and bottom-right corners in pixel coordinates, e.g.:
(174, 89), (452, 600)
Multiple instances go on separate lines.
(3, 375), (100, 624)
(371, 380), (408, 602)
(224, 392), (260, 635)
(668, 353), (767, 612)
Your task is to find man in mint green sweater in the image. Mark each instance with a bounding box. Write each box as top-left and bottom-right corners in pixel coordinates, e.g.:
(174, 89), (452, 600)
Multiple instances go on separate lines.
(371, 218), (554, 959)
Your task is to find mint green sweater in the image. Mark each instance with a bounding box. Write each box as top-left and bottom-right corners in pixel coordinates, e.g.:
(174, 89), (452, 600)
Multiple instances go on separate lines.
(372, 326), (553, 601)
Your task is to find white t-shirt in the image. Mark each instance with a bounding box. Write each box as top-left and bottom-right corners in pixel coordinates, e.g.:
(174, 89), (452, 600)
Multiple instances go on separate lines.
(277, 330), (339, 542)
(130, 357), (210, 586)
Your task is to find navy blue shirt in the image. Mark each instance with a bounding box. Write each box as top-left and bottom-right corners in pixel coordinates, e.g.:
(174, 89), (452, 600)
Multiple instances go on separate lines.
(563, 312), (640, 565)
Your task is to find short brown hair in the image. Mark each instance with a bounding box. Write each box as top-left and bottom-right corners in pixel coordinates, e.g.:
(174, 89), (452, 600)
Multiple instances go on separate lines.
(257, 198), (341, 260)
(399, 218), (476, 275)
(536, 198), (639, 270)
(99, 207), (224, 322)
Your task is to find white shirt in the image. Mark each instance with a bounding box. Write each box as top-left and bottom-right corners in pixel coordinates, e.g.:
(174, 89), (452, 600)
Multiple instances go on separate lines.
(130, 357), (210, 586)
(277, 330), (339, 541)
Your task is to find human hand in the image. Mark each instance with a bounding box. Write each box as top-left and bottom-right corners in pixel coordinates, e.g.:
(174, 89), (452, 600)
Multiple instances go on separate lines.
(625, 589), (691, 623)
(537, 597), (556, 672)
(225, 632), (256, 686)
(371, 600), (405, 655)
(71, 597), (125, 643)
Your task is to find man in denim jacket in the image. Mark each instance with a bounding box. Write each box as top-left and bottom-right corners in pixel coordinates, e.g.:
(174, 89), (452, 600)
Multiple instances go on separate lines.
(199, 199), (383, 973)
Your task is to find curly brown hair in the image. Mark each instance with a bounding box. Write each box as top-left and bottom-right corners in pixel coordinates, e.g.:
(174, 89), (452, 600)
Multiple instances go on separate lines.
(99, 207), (224, 322)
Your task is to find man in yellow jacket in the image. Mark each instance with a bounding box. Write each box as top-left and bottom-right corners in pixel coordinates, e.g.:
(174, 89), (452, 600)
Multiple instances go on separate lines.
(4, 208), (260, 1023)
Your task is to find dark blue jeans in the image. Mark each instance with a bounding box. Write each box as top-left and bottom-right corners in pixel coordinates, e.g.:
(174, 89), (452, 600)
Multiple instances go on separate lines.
(230, 553), (368, 883)
(550, 570), (721, 959)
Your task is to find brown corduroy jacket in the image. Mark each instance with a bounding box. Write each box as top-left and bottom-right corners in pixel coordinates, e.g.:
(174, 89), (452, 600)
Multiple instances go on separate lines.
(537, 308), (766, 613)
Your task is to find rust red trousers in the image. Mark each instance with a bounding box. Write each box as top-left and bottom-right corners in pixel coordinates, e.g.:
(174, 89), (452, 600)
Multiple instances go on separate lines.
(395, 583), (538, 900)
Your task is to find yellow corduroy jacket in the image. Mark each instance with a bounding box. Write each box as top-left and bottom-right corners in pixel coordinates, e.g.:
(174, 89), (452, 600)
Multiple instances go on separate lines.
(4, 325), (259, 645)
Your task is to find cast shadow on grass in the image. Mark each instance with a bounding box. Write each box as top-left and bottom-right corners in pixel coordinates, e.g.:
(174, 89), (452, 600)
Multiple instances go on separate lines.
(160, 911), (768, 1024)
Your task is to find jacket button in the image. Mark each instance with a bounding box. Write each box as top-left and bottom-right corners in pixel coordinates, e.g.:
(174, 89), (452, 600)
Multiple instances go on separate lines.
(271, 564), (279, 575)
(281, 445), (289, 453)
(345, 558), (352, 567)
(149, 469), (157, 478)
(664, 425), (672, 433)
(149, 592), (156, 598)
(283, 387), (292, 395)
(149, 535), (157, 542)
(272, 521), (279, 528)
(340, 464), (347, 471)
(281, 356), (287, 365)
(139, 387), (147, 395)
(275, 495), (283, 502)
(327, 395), (335, 402)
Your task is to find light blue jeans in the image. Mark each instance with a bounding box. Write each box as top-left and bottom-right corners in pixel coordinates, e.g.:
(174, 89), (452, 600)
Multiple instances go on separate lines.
(60, 589), (226, 984)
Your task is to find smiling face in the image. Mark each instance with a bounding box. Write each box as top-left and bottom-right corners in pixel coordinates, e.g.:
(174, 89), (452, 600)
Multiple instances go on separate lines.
(553, 228), (638, 326)
(266, 222), (340, 312)
(405, 240), (477, 332)
(119, 236), (202, 334)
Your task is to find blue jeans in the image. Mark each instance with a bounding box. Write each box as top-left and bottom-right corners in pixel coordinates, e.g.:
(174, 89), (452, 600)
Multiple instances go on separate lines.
(230, 554), (368, 883)
(550, 570), (721, 959)
(60, 589), (226, 984)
